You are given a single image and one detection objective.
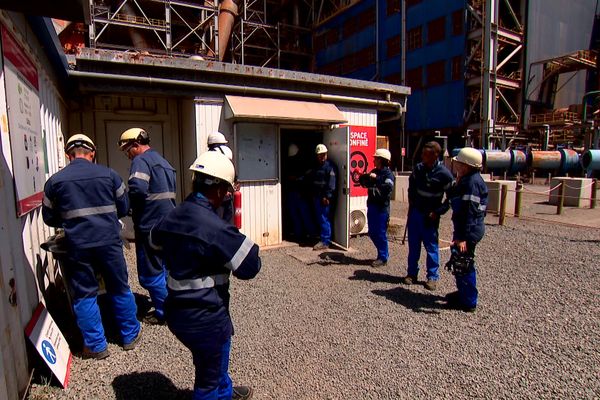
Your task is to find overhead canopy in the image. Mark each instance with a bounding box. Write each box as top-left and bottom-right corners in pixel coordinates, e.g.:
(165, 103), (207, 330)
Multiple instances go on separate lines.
(225, 95), (347, 125)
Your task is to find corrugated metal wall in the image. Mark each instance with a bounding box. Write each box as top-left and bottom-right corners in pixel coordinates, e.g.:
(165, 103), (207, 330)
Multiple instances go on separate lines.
(0, 13), (67, 399)
(341, 107), (376, 234)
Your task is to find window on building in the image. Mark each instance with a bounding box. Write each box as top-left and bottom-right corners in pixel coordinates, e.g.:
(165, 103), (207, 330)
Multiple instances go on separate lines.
(387, 0), (400, 15)
(452, 9), (464, 36)
(387, 35), (401, 58)
(407, 26), (422, 51)
(406, 0), (422, 8)
(427, 16), (446, 44)
(426, 60), (446, 86)
(343, 18), (358, 37)
(406, 66), (423, 89)
(384, 73), (402, 85)
(451, 56), (462, 80)
(358, 8), (376, 30)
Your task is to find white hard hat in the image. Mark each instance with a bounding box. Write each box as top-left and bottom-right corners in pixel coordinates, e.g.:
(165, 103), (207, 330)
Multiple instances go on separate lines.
(315, 144), (328, 154)
(65, 134), (96, 152)
(208, 144), (233, 161)
(207, 131), (228, 145)
(374, 148), (391, 161)
(453, 147), (483, 168)
(189, 151), (235, 188)
(288, 143), (299, 157)
(119, 128), (149, 150)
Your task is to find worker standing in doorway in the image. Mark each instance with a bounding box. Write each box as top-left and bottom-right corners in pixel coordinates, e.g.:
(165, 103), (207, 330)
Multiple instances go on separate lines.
(360, 148), (395, 267)
(42, 134), (141, 359)
(445, 147), (488, 312)
(119, 128), (176, 325)
(402, 141), (454, 290)
(150, 151), (260, 400)
(309, 144), (337, 250)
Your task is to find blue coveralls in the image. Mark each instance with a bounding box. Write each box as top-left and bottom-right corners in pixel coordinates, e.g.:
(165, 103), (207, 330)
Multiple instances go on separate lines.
(448, 170), (488, 309)
(129, 149), (176, 320)
(150, 193), (261, 400)
(42, 158), (140, 353)
(407, 160), (454, 281)
(308, 159), (336, 245)
(364, 167), (395, 263)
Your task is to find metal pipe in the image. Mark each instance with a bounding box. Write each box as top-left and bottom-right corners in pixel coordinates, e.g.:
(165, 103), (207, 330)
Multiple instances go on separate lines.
(581, 90), (600, 149)
(67, 70), (405, 112)
(582, 149), (600, 170)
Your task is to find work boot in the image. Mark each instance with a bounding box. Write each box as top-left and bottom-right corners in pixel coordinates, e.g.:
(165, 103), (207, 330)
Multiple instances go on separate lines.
(122, 327), (143, 351)
(232, 386), (253, 400)
(143, 311), (165, 326)
(80, 347), (109, 360)
(313, 242), (329, 251)
(401, 275), (417, 285)
(371, 259), (387, 268)
(424, 279), (438, 291)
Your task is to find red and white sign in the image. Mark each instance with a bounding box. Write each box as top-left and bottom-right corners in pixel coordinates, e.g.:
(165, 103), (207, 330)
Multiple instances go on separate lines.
(25, 303), (72, 388)
(401, 147), (406, 157)
(347, 125), (376, 197)
(1, 25), (45, 216)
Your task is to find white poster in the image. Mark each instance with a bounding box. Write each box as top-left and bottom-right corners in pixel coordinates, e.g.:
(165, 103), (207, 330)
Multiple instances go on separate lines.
(25, 303), (72, 388)
(1, 25), (45, 216)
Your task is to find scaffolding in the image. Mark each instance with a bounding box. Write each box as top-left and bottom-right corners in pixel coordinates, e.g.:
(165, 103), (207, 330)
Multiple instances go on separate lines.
(465, 0), (526, 148)
(87, 0), (349, 68)
(89, 0), (219, 57)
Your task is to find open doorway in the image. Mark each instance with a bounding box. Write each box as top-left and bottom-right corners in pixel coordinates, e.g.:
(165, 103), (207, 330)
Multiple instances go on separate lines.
(280, 128), (323, 244)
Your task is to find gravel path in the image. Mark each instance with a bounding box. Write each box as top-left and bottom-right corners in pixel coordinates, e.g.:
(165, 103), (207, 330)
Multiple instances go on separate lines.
(29, 199), (600, 400)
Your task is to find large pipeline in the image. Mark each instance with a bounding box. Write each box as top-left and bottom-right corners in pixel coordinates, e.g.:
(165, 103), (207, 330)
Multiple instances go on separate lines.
(582, 149), (600, 170)
(450, 148), (576, 174)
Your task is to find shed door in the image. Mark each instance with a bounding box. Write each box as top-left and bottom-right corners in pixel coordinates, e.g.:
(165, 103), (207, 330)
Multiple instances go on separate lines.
(324, 126), (350, 249)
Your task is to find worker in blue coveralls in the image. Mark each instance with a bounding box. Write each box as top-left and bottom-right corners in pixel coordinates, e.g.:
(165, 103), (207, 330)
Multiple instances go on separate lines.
(402, 141), (454, 291)
(360, 148), (395, 267)
(42, 134), (141, 360)
(149, 151), (260, 400)
(309, 144), (337, 250)
(119, 128), (176, 325)
(207, 131), (234, 223)
(444, 147), (488, 312)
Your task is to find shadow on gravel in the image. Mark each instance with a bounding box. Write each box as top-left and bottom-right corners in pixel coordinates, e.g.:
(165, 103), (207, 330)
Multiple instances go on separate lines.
(133, 292), (153, 319)
(570, 239), (600, 243)
(371, 285), (446, 314)
(113, 372), (193, 399)
(349, 269), (403, 284)
(316, 252), (373, 267)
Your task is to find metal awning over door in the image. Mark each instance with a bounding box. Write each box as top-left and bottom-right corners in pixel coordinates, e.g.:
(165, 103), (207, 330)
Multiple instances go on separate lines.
(224, 95), (348, 124)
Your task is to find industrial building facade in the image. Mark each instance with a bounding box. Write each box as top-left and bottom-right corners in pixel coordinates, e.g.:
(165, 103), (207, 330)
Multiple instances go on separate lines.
(313, 0), (598, 159)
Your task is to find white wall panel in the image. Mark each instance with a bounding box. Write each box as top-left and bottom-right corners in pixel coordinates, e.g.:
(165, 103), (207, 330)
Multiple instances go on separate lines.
(239, 181), (281, 247)
(194, 97), (225, 155)
(339, 107), (377, 127)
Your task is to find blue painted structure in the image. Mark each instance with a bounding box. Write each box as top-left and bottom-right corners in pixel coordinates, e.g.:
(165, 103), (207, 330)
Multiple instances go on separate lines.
(314, 0), (467, 132)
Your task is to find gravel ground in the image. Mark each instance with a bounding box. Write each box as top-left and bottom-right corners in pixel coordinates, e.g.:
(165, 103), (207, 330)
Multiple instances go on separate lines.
(29, 195), (600, 400)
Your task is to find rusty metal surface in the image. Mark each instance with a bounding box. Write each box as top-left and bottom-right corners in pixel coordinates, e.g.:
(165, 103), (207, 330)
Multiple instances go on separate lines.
(528, 150), (562, 169)
(75, 48), (411, 96)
